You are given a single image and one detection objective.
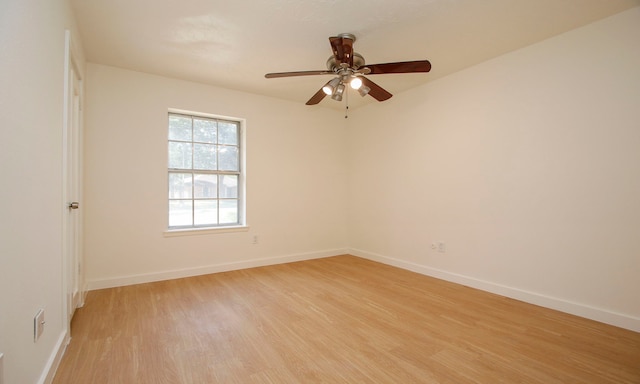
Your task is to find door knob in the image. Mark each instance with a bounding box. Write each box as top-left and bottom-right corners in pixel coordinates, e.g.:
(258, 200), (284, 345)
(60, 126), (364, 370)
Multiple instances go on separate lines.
(69, 202), (79, 209)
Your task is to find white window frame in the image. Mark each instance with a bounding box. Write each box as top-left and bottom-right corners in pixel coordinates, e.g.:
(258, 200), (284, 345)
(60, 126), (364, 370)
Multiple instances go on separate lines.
(165, 109), (247, 236)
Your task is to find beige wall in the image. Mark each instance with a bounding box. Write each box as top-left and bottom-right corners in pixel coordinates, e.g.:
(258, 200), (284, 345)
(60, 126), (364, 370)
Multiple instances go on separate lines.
(0, 0), (84, 383)
(83, 64), (349, 288)
(347, 8), (640, 331)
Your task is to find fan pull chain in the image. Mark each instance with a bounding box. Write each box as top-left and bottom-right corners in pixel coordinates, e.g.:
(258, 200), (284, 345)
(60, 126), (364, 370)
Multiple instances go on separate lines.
(345, 87), (349, 119)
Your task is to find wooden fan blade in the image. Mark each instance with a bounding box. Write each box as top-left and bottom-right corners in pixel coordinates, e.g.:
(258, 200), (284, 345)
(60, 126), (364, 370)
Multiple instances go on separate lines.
(306, 88), (327, 105)
(365, 60), (431, 75)
(265, 70), (333, 78)
(343, 37), (354, 68)
(361, 77), (393, 102)
(329, 36), (344, 65)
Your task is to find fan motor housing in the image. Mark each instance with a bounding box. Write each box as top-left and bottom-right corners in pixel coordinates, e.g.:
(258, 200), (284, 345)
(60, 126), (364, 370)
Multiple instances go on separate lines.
(326, 52), (365, 71)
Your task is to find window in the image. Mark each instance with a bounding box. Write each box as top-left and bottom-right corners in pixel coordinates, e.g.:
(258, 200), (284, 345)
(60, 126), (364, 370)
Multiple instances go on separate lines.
(168, 112), (244, 229)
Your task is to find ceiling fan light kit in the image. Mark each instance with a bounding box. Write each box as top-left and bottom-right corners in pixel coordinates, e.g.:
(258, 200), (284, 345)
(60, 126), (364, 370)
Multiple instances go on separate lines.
(331, 83), (346, 101)
(350, 76), (363, 90)
(323, 77), (341, 95)
(265, 33), (431, 106)
(357, 84), (371, 97)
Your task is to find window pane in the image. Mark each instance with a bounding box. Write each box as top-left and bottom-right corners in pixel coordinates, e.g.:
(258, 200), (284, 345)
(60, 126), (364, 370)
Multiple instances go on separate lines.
(218, 121), (238, 145)
(169, 141), (192, 169)
(194, 174), (217, 198)
(193, 143), (217, 170)
(219, 199), (238, 224)
(169, 200), (192, 227)
(220, 175), (238, 198)
(169, 173), (192, 198)
(194, 200), (218, 226)
(168, 112), (242, 230)
(218, 146), (238, 171)
(168, 115), (192, 141)
(193, 118), (217, 143)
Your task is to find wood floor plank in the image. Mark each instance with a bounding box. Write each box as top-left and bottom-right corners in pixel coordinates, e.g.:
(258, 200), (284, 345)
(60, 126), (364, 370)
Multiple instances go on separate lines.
(53, 255), (640, 383)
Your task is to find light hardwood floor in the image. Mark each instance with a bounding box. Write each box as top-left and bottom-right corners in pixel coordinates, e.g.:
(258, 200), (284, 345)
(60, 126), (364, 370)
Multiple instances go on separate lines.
(53, 255), (640, 383)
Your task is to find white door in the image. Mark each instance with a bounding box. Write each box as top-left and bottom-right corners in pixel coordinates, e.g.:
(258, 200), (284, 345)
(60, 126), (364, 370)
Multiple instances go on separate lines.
(63, 30), (84, 324)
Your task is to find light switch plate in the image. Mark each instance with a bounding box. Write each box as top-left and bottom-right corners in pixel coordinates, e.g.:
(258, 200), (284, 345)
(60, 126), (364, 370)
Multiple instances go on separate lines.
(34, 309), (45, 342)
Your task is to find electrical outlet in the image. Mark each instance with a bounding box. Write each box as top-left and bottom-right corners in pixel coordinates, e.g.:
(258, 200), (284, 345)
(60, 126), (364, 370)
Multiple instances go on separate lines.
(431, 242), (437, 250)
(252, 235), (259, 244)
(34, 309), (45, 342)
(438, 242), (446, 253)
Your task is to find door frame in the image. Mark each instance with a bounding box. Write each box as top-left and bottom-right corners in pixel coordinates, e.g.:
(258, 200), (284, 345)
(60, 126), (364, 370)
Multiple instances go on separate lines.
(62, 29), (85, 330)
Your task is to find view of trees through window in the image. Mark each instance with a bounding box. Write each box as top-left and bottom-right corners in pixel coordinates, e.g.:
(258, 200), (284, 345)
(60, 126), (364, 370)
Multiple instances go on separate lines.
(168, 112), (242, 228)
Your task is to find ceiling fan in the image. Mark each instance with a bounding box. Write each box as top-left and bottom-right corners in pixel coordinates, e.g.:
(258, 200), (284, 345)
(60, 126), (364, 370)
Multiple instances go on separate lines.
(265, 33), (431, 105)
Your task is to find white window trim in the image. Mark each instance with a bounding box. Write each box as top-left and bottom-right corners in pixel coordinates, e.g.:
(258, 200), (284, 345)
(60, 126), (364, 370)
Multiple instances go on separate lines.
(163, 225), (250, 237)
(167, 108), (247, 232)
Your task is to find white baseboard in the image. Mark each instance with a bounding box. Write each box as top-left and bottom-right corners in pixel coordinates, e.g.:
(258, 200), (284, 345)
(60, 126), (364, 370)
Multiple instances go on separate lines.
(87, 248), (349, 291)
(38, 330), (70, 384)
(350, 248), (640, 333)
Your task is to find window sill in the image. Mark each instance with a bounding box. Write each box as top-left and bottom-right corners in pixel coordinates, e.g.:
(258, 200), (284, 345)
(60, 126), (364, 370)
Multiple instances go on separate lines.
(163, 225), (250, 237)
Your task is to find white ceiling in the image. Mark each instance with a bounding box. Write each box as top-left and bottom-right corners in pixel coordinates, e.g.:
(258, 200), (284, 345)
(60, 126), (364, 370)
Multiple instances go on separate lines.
(71, 0), (639, 110)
